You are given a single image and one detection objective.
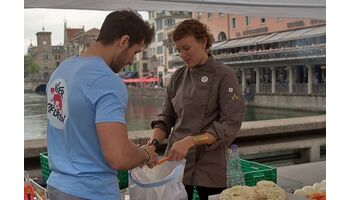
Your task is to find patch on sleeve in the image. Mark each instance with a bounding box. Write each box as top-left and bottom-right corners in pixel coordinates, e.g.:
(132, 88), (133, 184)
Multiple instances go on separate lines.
(232, 94), (242, 102)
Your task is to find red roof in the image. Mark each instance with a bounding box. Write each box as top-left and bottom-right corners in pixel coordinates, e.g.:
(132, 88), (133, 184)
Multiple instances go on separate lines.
(66, 28), (83, 42)
(85, 28), (100, 36)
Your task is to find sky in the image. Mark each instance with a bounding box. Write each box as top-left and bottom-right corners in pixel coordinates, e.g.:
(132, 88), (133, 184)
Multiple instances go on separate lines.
(24, 9), (149, 55)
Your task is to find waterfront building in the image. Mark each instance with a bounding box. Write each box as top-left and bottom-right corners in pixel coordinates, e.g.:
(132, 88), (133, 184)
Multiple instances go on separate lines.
(27, 29), (65, 82)
(147, 11), (192, 86)
(193, 12), (325, 41)
(166, 12), (326, 96)
(26, 23), (100, 91)
(65, 25), (99, 57)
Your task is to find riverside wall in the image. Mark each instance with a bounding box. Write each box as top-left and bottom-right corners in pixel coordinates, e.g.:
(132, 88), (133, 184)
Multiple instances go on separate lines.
(127, 88), (325, 111)
(24, 115), (326, 159)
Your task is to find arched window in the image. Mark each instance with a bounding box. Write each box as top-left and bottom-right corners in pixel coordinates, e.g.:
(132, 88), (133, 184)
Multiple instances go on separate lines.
(218, 32), (227, 41)
(43, 72), (50, 81)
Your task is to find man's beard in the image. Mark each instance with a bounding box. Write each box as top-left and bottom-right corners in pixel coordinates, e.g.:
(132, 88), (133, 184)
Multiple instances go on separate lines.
(110, 48), (129, 73)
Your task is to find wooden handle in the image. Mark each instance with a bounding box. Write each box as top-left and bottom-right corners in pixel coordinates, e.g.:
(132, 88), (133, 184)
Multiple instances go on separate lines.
(156, 157), (169, 165)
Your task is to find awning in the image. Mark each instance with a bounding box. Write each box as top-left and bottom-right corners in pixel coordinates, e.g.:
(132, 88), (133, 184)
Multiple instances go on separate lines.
(212, 25), (326, 50)
(258, 25), (326, 44)
(24, 0), (326, 20)
(211, 40), (229, 50)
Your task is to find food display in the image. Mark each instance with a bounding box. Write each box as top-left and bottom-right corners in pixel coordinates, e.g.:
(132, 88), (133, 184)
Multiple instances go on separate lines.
(219, 180), (286, 200)
(293, 179), (326, 200)
(256, 180), (286, 200)
(219, 185), (258, 200)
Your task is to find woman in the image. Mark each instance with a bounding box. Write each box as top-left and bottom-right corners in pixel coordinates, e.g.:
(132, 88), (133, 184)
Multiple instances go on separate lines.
(148, 19), (245, 200)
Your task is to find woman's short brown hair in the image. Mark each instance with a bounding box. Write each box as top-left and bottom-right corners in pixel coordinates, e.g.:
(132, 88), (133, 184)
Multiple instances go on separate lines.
(173, 19), (214, 49)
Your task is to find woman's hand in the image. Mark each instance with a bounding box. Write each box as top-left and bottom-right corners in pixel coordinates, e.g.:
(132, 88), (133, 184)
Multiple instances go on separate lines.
(168, 136), (194, 161)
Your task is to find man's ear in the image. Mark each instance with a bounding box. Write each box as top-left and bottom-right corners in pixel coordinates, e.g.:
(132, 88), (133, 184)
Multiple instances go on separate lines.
(119, 35), (130, 48)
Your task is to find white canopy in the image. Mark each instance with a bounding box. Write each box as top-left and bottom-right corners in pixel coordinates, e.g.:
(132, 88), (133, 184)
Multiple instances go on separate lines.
(24, 0), (326, 20)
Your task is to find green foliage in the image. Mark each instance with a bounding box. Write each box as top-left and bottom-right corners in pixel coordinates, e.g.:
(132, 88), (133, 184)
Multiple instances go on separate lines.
(24, 55), (40, 78)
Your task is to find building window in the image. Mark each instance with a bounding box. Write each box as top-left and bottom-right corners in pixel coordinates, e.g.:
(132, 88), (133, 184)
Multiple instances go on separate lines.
(156, 19), (163, 30)
(43, 72), (50, 80)
(157, 32), (164, 42)
(143, 63), (148, 71)
(276, 18), (282, 21)
(232, 18), (236, 29)
(198, 12), (202, 20)
(157, 46), (163, 54)
(168, 47), (174, 55)
(260, 18), (266, 23)
(218, 12), (224, 16)
(142, 51), (148, 59)
(208, 13), (213, 20)
(218, 32), (227, 41)
(157, 56), (163, 65)
(245, 16), (251, 26)
(165, 18), (175, 27)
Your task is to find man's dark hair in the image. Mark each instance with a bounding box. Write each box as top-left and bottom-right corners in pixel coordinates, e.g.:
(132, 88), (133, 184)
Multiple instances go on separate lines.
(97, 10), (154, 47)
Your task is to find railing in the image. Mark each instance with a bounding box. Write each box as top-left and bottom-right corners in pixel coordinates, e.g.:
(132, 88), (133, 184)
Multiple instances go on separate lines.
(259, 84), (271, 93)
(293, 84), (308, 94)
(216, 46), (326, 64)
(313, 83), (326, 94)
(275, 84), (289, 94)
(248, 83), (325, 95)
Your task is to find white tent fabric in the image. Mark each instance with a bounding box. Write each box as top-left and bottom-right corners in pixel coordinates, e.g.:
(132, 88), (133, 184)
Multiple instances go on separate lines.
(212, 25), (326, 50)
(24, 0), (326, 20)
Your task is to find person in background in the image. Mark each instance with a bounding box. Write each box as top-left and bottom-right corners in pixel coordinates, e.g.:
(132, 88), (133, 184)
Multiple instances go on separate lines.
(46, 10), (157, 200)
(147, 19), (245, 200)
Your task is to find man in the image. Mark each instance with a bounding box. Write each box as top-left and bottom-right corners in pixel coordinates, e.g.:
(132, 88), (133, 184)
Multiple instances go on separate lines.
(46, 10), (157, 200)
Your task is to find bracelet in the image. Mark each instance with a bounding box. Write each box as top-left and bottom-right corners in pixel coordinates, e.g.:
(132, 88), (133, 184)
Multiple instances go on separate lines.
(148, 138), (160, 150)
(140, 147), (150, 165)
(192, 134), (209, 146)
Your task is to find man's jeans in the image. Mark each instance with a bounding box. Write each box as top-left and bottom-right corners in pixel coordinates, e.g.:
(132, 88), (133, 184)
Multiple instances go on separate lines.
(47, 185), (87, 200)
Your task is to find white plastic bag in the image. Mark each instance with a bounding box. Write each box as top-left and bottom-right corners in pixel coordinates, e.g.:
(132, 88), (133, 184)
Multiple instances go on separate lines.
(129, 159), (187, 200)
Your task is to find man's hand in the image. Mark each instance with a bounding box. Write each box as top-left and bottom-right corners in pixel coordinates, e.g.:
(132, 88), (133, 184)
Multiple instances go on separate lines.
(139, 145), (158, 168)
(168, 136), (194, 161)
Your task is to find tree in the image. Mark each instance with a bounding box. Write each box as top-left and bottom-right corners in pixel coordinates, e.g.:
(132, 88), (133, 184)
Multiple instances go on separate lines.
(24, 55), (40, 78)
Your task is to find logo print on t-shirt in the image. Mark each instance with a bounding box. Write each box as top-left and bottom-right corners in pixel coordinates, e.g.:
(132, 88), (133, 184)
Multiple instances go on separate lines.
(47, 79), (68, 129)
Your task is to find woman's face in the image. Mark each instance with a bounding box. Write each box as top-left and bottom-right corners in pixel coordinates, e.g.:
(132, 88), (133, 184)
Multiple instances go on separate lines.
(175, 35), (207, 68)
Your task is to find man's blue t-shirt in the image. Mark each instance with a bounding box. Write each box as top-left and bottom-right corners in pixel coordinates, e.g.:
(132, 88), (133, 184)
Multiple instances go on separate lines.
(46, 56), (127, 200)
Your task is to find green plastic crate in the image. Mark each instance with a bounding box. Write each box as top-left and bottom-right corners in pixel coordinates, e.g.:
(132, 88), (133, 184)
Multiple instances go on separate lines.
(241, 159), (277, 186)
(39, 152), (128, 189)
(116, 170), (128, 189)
(39, 152), (51, 182)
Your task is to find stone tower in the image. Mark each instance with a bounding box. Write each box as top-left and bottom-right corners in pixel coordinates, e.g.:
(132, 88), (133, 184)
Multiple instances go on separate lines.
(35, 28), (52, 81)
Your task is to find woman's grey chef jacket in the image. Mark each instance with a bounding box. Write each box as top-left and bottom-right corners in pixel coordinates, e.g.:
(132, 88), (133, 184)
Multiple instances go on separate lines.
(151, 56), (244, 187)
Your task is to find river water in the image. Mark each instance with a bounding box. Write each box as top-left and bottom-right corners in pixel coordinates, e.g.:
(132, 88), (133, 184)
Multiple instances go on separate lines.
(24, 92), (324, 140)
